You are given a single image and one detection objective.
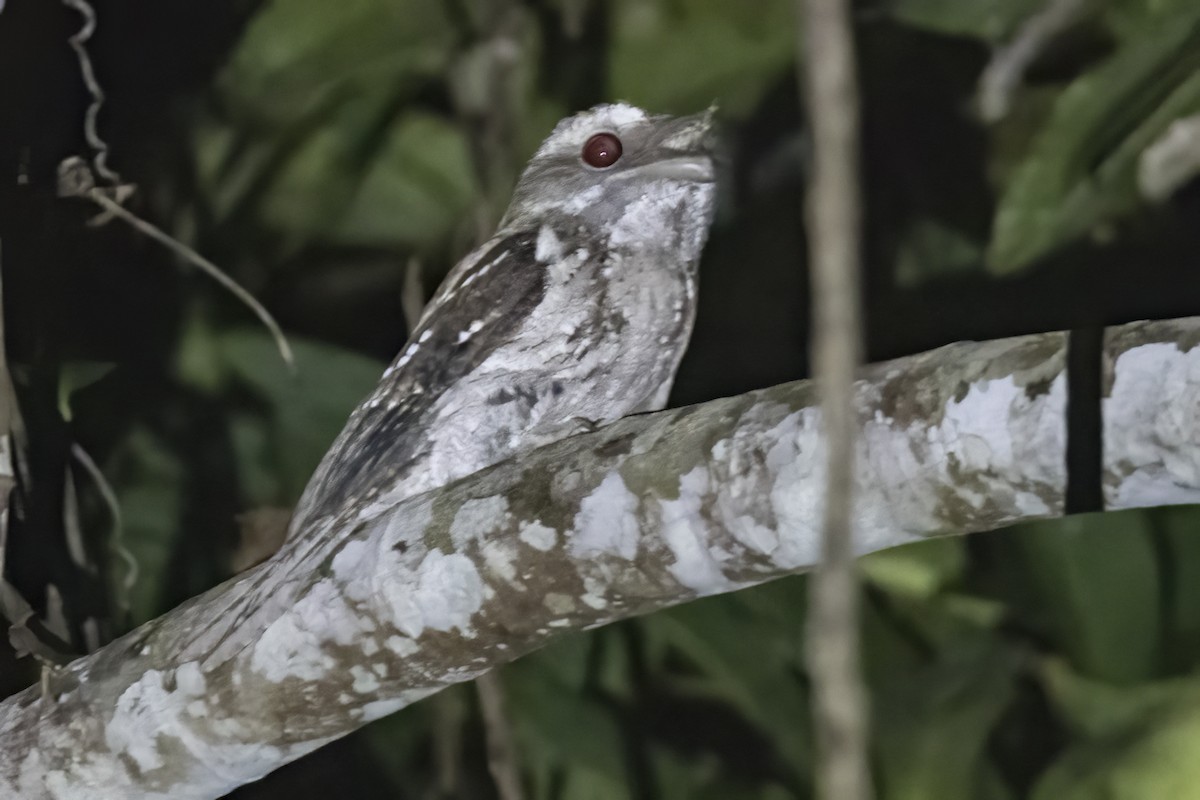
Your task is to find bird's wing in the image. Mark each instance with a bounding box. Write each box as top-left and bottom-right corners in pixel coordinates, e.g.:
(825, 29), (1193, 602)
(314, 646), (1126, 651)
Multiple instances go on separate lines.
(292, 228), (545, 529)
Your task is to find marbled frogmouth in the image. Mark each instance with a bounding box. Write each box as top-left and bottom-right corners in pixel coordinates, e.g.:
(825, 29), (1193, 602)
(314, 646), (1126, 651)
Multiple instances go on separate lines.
(288, 104), (717, 540)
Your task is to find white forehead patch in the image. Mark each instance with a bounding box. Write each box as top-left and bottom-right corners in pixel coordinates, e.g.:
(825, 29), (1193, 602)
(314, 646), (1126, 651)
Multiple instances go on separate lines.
(590, 102), (649, 128)
(547, 103), (649, 147)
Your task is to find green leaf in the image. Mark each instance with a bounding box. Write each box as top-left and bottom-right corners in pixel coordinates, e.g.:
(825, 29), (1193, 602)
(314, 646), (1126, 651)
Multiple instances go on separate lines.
(874, 643), (1018, 800)
(211, 102), (477, 251)
(987, 12), (1200, 271)
(1034, 710), (1200, 800)
(197, 0), (473, 253)
(1040, 658), (1200, 738)
(506, 652), (629, 786)
(214, 329), (383, 499)
(609, 0), (796, 117)
(643, 589), (812, 777)
(57, 361), (115, 422)
(861, 537), (967, 599)
(330, 112), (478, 248)
(862, 539), (1005, 658)
(1034, 661), (1200, 800)
(219, 0), (455, 122)
(1008, 512), (1162, 683)
(1105, 0), (1200, 40)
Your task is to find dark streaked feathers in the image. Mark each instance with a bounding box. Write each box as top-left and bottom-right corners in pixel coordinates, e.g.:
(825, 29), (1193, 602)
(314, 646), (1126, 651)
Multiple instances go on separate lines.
(298, 230), (544, 519)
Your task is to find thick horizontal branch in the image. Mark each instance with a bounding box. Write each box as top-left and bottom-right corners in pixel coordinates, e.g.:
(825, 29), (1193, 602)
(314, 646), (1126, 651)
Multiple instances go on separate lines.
(1, 318), (1198, 799)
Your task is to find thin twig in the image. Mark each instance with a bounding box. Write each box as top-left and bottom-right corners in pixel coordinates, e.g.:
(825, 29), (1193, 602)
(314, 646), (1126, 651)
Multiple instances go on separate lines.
(475, 671), (525, 800)
(62, 0), (121, 185)
(0, 245), (9, 547)
(83, 189), (295, 370)
(1138, 112), (1200, 202)
(449, 6), (528, 796)
(798, 0), (873, 798)
(401, 256), (426, 336)
(0, 240), (15, 583)
(977, 0), (1089, 123)
(58, 0), (296, 371)
(431, 688), (465, 799)
(71, 443), (137, 613)
(61, 459), (92, 574)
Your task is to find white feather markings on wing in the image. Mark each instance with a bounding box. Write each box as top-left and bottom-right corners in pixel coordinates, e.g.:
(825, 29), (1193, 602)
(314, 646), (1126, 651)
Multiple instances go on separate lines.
(460, 248), (509, 290)
(536, 225), (565, 262)
(456, 319), (485, 344)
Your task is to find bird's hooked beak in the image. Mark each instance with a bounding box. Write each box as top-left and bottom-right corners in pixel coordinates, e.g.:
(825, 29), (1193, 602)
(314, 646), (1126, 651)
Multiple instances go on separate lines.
(632, 104), (718, 184)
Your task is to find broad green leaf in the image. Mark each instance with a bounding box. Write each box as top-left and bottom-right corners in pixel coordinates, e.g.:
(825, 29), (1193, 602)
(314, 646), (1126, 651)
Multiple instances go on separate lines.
(227, 412), (283, 509)
(863, 540), (1004, 662)
(1040, 658), (1200, 738)
(874, 643), (1018, 800)
(196, 0), (471, 254)
(609, 0), (795, 117)
(214, 329), (383, 499)
(861, 537), (967, 599)
(1033, 711), (1200, 800)
(643, 591), (812, 777)
(506, 655), (629, 784)
(1106, 0), (1200, 40)
(218, 103), (477, 251)
(220, 0), (455, 122)
(1034, 661), (1200, 800)
(1008, 512), (1161, 683)
(988, 12), (1200, 271)
(331, 112), (477, 248)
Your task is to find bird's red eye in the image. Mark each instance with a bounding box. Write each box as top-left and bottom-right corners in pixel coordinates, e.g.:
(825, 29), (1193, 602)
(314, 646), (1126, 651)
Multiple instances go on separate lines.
(582, 133), (622, 168)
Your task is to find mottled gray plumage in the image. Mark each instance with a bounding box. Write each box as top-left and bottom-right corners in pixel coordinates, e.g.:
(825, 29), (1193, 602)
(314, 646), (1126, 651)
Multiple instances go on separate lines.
(289, 103), (717, 538)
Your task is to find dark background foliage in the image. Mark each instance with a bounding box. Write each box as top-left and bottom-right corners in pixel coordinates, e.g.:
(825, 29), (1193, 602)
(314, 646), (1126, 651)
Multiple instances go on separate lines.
(2, 0), (1200, 797)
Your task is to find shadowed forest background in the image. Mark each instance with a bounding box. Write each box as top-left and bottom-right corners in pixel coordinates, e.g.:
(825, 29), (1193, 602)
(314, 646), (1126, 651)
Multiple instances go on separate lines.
(2, 0), (1200, 797)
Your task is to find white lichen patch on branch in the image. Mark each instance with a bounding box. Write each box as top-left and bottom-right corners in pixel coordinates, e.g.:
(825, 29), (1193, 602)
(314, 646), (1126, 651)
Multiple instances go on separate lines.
(918, 372), (1066, 518)
(658, 465), (736, 593)
(106, 664), (208, 772)
(562, 340), (1067, 601)
(349, 665), (380, 694)
(711, 347), (1067, 578)
(571, 471), (641, 560)
(1104, 337), (1200, 509)
(518, 520), (558, 551)
(378, 550), (486, 638)
(580, 573), (609, 610)
(856, 370), (1065, 547)
(250, 580), (373, 682)
(481, 538), (520, 584)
